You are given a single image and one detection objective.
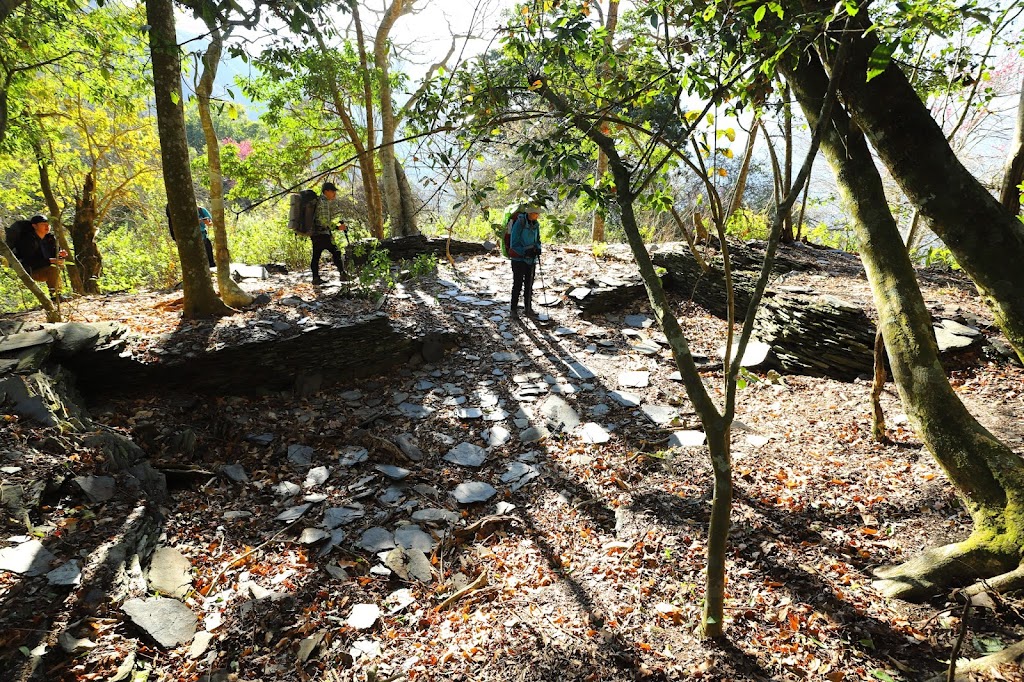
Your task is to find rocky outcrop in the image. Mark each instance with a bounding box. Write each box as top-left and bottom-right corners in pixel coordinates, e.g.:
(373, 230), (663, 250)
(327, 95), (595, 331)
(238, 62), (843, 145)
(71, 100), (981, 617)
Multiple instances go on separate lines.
(346, 235), (489, 266)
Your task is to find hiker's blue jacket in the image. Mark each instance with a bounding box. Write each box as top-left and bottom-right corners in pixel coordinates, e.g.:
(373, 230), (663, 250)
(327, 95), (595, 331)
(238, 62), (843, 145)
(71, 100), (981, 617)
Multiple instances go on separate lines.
(509, 215), (541, 265)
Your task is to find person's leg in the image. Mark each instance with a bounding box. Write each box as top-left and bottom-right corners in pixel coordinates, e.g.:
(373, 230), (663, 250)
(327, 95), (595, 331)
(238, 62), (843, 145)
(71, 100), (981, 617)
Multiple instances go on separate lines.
(510, 260), (526, 318)
(204, 238), (215, 267)
(523, 262), (536, 315)
(326, 238), (347, 278)
(310, 235), (327, 282)
(30, 266), (60, 298)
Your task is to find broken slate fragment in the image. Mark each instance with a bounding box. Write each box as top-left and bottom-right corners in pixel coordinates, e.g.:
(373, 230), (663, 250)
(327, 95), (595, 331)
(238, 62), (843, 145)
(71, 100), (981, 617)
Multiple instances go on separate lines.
(491, 351), (520, 363)
(304, 466), (330, 488)
(624, 314), (652, 328)
(457, 407), (483, 420)
(641, 404), (678, 426)
(221, 464), (248, 483)
(519, 425), (550, 443)
(338, 446), (369, 467)
(347, 603), (381, 630)
(147, 547), (192, 599)
(668, 431), (707, 448)
(385, 547), (433, 583)
(287, 444), (314, 468)
(339, 389), (363, 401)
(276, 503), (312, 523)
(539, 395), (581, 433)
(394, 525), (435, 552)
(485, 426), (512, 447)
(618, 371), (650, 388)
(358, 527), (396, 552)
(323, 506), (366, 529)
(444, 442), (488, 467)
(398, 402), (435, 420)
(395, 433), (423, 461)
(74, 475), (115, 504)
(451, 481), (497, 504)
(122, 597), (197, 648)
(375, 464), (411, 480)
(47, 560), (82, 586)
(580, 422), (611, 444)
(501, 462), (541, 491)
(411, 508), (461, 525)
(609, 390), (642, 407)
(0, 539), (55, 576)
(245, 433), (274, 446)
(275, 481), (302, 498)
(299, 528), (331, 544)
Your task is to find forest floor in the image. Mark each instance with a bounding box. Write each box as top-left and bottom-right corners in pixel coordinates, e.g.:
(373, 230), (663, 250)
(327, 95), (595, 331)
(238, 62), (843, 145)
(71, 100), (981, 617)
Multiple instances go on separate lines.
(2, 242), (1024, 682)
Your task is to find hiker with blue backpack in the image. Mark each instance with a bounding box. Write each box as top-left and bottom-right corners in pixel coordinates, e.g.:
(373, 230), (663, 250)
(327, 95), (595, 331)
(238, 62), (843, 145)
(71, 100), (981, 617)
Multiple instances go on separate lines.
(508, 205), (542, 321)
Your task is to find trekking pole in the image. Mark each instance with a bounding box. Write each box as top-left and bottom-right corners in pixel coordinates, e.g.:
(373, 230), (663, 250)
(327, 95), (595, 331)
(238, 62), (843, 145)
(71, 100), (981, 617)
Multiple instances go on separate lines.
(535, 255), (546, 305)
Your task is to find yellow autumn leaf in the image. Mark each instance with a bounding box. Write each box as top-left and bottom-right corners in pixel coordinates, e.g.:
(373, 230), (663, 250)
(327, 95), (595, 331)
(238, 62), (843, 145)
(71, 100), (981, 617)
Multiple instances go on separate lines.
(724, 127), (736, 141)
(718, 168), (728, 177)
(724, 148), (734, 159)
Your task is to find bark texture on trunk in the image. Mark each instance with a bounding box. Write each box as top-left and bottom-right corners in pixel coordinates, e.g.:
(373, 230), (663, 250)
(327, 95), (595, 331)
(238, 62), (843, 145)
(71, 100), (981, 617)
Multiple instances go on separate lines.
(725, 122), (758, 223)
(146, 0), (230, 319)
(196, 24), (252, 308)
(1000, 72), (1024, 216)
(71, 171), (102, 294)
(350, 0), (385, 238)
(819, 16), (1024, 364)
(35, 153), (84, 294)
(787, 50), (1024, 599)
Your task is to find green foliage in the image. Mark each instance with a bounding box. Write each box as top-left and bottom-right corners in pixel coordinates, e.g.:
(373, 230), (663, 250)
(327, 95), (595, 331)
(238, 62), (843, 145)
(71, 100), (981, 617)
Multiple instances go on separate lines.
(918, 245), (961, 270)
(356, 246), (395, 298)
(725, 208), (770, 241)
(227, 209), (311, 270)
(408, 253), (439, 279)
(96, 219), (178, 292)
(806, 222), (860, 252)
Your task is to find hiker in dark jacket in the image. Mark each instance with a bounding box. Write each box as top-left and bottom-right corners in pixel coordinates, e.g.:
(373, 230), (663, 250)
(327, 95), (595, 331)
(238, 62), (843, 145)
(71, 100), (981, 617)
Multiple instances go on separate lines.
(508, 206), (542, 321)
(310, 181), (348, 285)
(14, 215), (67, 299)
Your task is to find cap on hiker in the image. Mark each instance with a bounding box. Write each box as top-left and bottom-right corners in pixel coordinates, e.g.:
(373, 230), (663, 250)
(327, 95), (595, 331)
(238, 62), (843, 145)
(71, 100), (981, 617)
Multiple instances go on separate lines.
(29, 215), (48, 224)
(521, 205), (541, 214)
(322, 182), (338, 192)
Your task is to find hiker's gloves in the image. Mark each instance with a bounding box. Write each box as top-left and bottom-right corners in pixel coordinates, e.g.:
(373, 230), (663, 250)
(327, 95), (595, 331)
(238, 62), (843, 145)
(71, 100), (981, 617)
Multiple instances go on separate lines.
(337, 222), (347, 232)
(525, 246), (540, 257)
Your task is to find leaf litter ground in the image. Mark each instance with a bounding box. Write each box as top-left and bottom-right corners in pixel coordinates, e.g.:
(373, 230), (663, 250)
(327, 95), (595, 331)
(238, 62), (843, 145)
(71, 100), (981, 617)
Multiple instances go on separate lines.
(2, 243), (1024, 682)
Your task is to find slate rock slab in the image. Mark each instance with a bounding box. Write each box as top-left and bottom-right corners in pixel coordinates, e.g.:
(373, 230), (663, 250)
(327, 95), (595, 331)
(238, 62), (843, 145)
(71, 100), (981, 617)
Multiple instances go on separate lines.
(457, 407), (483, 420)
(934, 326), (976, 352)
(539, 395), (581, 433)
(718, 340), (772, 368)
(451, 481), (498, 504)
(75, 475), (115, 504)
(485, 426), (512, 447)
(580, 422), (611, 444)
(565, 361), (596, 381)
(395, 433), (423, 461)
(395, 525), (435, 552)
(47, 323), (101, 356)
(618, 371), (650, 388)
(375, 464), (411, 480)
(411, 508), (461, 525)
(500, 463), (541, 491)
(444, 442), (488, 467)
(323, 506), (365, 529)
(358, 527), (396, 552)
(385, 547), (433, 583)
(221, 464), (249, 483)
(398, 403), (435, 420)
(347, 603), (381, 629)
(519, 425), (551, 443)
(147, 547), (192, 599)
(287, 444), (314, 468)
(276, 504), (312, 522)
(47, 560), (82, 586)
(338, 446), (369, 467)
(0, 539), (55, 576)
(624, 314), (652, 328)
(609, 390), (642, 407)
(122, 597), (197, 648)
(641, 404), (678, 426)
(668, 431), (707, 448)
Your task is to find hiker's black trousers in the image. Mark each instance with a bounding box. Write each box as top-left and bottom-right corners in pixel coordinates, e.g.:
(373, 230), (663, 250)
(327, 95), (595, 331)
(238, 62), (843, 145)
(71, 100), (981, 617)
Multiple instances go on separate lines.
(511, 260), (536, 312)
(310, 233), (345, 279)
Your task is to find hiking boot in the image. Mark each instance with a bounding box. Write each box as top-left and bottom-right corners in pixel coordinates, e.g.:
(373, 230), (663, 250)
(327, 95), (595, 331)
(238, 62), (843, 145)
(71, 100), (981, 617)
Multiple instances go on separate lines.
(312, 277), (327, 285)
(524, 307), (538, 318)
(510, 310), (521, 323)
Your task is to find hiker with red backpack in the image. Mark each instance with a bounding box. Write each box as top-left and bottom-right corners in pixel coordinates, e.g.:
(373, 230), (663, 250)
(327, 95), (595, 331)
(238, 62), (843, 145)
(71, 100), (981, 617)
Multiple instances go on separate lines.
(508, 205), (542, 321)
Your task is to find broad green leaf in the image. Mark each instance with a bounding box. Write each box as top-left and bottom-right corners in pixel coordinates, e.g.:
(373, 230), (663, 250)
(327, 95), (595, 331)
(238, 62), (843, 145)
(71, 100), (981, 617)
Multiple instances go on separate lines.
(702, 5), (716, 21)
(865, 41), (897, 82)
(170, 90), (180, 105)
(753, 5), (766, 24)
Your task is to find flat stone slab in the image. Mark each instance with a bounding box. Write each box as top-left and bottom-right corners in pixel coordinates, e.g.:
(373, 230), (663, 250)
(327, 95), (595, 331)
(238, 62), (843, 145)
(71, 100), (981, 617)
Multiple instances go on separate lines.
(47, 560), (82, 586)
(641, 404), (678, 425)
(618, 371), (650, 388)
(221, 464), (249, 483)
(539, 395), (581, 433)
(609, 390), (642, 407)
(323, 506), (365, 529)
(941, 319), (981, 337)
(347, 603), (381, 629)
(386, 547), (433, 583)
(122, 597), (197, 648)
(565, 361), (596, 381)
(358, 527), (396, 552)
(395, 434), (423, 461)
(485, 426), (512, 447)
(520, 425), (551, 443)
(338, 446), (369, 467)
(411, 508), (461, 525)
(0, 539), (55, 576)
(287, 444), (314, 467)
(74, 475), (116, 504)
(457, 408), (483, 420)
(580, 422), (611, 444)
(444, 442), (488, 467)
(491, 352), (521, 363)
(147, 547), (192, 599)
(375, 464), (411, 480)
(0, 330), (54, 354)
(394, 525), (435, 552)
(624, 314), (652, 328)
(934, 326), (976, 352)
(718, 340), (772, 368)
(500, 462), (541, 491)
(398, 403), (435, 420)
(451, 481), (497, 504)
(275, 504), (312, 522)
(668, 431), (706, 448)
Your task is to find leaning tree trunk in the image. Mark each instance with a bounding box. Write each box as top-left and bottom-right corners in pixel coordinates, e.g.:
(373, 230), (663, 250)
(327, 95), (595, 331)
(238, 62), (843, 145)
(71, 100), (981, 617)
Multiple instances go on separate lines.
(999, 71), (1024, 216)
(817, 11), (1024, 365)
(0, 241), (60, 322)
(70, 171), (102, 294)
(34, 149), (85, 294)
(787, 49), (1024, 601)
(350, 0), (385, 238)
(196, 23), (252, 308)
(146, 0), (231, 320)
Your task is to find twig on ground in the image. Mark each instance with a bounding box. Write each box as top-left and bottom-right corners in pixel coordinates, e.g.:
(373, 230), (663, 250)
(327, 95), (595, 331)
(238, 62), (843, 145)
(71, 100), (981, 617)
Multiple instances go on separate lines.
(436, 572), (488, 611)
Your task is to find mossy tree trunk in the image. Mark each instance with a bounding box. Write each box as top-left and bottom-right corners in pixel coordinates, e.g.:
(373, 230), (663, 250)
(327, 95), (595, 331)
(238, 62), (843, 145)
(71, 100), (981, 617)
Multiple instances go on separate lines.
(786, 49), (1024, 600)
(35, 151), (85, 294)
(70, 171), (102, 294)
(818, 11), (1024, 365)
(146, 0), (231, 320)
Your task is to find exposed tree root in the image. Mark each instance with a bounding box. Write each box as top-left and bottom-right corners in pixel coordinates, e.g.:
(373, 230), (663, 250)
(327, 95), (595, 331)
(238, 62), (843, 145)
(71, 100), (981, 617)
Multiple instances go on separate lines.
(872, 538), (1017, 600)
(965, 563), (1024, 597)
(926, 638), (1024, 682)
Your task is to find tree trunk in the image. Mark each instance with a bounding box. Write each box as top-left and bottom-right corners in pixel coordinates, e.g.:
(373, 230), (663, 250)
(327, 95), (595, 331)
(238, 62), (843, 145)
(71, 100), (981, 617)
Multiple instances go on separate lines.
(781, 86), (794, 242)
(870, 327), (887, 442)
(196, 23), (252, 308)
(725, 121), (758, 223)
(999, 71), (1024, 216)
(145, 0), (230, 319)
(70, 171), (102, 294)
(786, 49), (1024, 600)
(818, 14), (1024, 365)
(350, 0), (385, 238)
(590, 1), (619, 244)
(376, 0), (419, 238)
(0, 241), (60, 322)
(35, 152), (84, 294)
